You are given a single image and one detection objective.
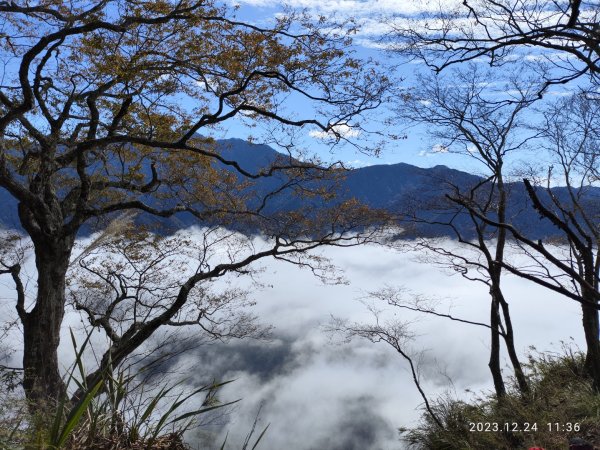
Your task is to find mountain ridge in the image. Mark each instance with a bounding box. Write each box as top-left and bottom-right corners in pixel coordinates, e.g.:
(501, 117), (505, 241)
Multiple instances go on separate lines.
(0, 139), (596, 240)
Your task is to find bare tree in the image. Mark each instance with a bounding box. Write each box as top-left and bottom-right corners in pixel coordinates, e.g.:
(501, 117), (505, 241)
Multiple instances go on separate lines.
(395, 66), (540, 397)
(0, 0), (389, 411)
(391, 0), (600, 390)
(67, 225), (365, 402)
(328, 301), (444, 429)
(390, 0), (600, 87)
(468, 91), (600, 389)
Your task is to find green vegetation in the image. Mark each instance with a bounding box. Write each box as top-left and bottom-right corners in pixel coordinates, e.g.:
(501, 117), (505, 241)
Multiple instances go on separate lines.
(0, 332), (265, 450)
(401, 348), (600, 450)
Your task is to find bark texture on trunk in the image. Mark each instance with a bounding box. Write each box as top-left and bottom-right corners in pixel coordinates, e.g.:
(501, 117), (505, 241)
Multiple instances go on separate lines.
(21, 234), (74, 408)
(498, 292), (530, 395)
(489, 292), (506, 398)
(493, 179), (529, 395)
(581, 298), (600, 391)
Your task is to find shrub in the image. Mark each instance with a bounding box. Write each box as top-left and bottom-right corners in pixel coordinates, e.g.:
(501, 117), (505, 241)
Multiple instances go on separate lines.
(401, 348), (600, 450)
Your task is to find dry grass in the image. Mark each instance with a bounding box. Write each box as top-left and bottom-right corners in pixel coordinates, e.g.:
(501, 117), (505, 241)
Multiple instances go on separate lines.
(0, 330), (266, 450)
(62, 429), (190, 450)
(401, 348), (600, 450)
(0, 392), (194, 450)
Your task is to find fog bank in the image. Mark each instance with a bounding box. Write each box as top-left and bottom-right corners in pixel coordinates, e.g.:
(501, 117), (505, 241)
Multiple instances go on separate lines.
(0, 233), (584, 449)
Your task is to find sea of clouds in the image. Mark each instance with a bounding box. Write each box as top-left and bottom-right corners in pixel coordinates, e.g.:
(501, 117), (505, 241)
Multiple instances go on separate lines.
(0, 230), (585, 449)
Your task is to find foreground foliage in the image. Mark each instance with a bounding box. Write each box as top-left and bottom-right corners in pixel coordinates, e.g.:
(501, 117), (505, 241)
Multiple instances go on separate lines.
(0, 0), (388, 411)
(0, 332), (265, 449)
(402, 348), (600, 450)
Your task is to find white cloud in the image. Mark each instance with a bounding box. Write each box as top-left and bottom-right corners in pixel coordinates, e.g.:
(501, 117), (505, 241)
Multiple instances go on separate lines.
(195, 77), (218, 92)
(234, 0), (464, 17)
(466, 143), (478, 154)
(354, 38), (392, 49)
(309, 123), (361, 140)
(345, 159), (376, 168)
(418, 144), (449, 157)
(192, 239), (583, 449)
(548, 90), (574, 97)
(230, 0), (599, 61)
(432, 143), (448, 153)
(1, 231), (586, 449)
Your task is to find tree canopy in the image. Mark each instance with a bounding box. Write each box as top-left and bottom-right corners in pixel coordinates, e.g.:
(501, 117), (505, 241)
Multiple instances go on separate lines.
(0, 0), (389, 410)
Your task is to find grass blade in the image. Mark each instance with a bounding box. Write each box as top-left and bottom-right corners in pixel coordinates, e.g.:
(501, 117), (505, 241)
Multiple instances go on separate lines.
(251, 424), (270, 450)
(54, 380), (102, 448)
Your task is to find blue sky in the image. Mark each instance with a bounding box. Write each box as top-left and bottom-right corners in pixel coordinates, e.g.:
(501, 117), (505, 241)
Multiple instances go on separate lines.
(2, 0), (587, 175)
(204, 0), (593, 176)
(212, 0), (445, 169)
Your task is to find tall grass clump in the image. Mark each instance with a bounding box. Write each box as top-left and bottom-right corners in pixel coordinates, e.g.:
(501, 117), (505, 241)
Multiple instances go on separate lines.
(0, 330), (265, 449)
(401, 347), (600, 450)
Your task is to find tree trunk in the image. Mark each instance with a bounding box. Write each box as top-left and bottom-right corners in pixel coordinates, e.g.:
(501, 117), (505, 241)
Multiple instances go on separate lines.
(491, 176), (529, 396)
(498, 294), (530, 395)
(489, 292), (506, 397)
(21, 235), (74, 410)
(581, 296), (600, 391)
(488, 178), (507, 398)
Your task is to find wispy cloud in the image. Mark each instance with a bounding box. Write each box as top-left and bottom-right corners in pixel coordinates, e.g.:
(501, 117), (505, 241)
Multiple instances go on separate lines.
(234, 0), (463, 16)
(344, 159), (373, 168)
(419, 143), (449, 157)
(309, 123), (361, 140)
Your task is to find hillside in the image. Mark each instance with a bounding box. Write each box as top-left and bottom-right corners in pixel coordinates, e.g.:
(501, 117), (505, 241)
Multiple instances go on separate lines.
(0, 138), (595, 239)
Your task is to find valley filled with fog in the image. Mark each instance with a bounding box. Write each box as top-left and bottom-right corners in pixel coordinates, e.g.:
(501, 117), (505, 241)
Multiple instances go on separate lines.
(0, 230), (584, 449)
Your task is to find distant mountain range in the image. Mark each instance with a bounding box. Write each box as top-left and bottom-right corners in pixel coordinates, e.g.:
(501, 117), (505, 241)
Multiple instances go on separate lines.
(1, 138), (597, 240)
